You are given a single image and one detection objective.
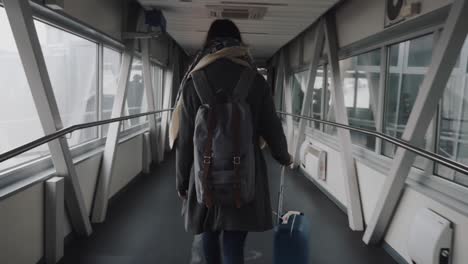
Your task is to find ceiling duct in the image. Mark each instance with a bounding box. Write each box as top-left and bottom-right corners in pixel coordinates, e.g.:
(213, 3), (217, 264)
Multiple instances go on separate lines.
(206, 5), (267, 20)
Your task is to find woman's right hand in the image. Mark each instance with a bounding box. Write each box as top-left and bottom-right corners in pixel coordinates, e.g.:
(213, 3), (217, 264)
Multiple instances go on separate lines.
(286, 154), (295, 169)
(178, 190), (188, 200)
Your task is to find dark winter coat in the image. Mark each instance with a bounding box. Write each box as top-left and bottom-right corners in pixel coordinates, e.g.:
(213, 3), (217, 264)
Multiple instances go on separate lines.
(176, 59), (290, 234)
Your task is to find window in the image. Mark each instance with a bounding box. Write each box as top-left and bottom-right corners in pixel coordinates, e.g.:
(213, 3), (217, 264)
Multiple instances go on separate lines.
(152, 64), (164, 111)
(340, 49), (381, 150)
(382, 34), (435, 168)
(310, 66), (325, 129)
(36, 20), (99, 147)
(324, 65), (337, 135)
(291, 70), (308, 121)
(123, 58), (148, 130)
(436, 36), (468, 187)
(102, 47), (122, 135)
(274, 67), (284, 111)
(0, 8), (49, 172)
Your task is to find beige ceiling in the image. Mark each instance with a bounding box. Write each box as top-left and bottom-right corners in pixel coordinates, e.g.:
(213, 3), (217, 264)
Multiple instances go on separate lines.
(138, 0), (340, 60)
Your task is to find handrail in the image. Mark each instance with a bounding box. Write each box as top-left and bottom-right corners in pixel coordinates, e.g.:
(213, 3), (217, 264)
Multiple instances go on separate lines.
(1, 108), (467, 177)
(278, 111), (468, 176)
(0, 108), (174, 164)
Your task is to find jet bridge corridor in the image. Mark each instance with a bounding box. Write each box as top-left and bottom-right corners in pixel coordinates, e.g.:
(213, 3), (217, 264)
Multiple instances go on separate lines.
(1, 0), (468, 264)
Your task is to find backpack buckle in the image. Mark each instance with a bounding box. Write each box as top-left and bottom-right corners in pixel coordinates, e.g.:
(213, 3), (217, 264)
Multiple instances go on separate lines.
(233, 156), (241, 165)
(203, 155), (212, 164)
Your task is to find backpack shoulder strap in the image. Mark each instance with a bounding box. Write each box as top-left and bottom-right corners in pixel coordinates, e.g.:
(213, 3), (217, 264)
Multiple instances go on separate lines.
(233, 68), (256, 101)
(191, 70), (214, 105)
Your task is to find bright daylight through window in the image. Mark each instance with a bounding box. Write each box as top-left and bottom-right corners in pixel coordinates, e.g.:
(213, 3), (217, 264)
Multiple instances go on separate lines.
(0, 9), (48, 172)
(340, 49), (381, 151)
(102, 47), (122, 135)
(383, 34), (435, 169)
(36, 20), (99, 147)
(123, 58), (148, 130)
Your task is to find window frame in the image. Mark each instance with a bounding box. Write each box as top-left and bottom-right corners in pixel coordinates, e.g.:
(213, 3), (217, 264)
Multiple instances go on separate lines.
(380, 33), (437, 167)
(0, 5), (163, 186)
(122, 56), (150, 131)
(100, 45), (123, 137)
(293, 5), (468, 207)
(313, 30), (444, 172)
(338, 48), (382, 151)
(433, 32), (468, 185)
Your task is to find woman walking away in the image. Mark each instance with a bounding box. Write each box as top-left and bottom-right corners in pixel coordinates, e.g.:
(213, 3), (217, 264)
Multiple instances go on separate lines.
(173, 19), (292, 264)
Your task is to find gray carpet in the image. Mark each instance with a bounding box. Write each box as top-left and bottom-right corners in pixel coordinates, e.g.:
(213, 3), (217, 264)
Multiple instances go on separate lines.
(64, 151), (397, 264)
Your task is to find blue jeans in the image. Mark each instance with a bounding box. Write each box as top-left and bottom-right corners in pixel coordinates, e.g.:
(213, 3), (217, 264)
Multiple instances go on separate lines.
(202, 230), (248, 264)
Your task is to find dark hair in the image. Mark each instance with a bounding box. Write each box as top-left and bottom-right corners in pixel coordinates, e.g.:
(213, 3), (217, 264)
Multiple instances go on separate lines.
(204, 19), (242, 47)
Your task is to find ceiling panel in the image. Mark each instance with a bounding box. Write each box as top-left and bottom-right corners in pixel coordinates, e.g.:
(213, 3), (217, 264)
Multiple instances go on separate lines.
(138, 0), (340, 60)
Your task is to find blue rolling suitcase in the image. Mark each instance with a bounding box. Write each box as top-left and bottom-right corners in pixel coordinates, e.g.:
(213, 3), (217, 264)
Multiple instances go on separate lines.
(273, 166), (310, 264)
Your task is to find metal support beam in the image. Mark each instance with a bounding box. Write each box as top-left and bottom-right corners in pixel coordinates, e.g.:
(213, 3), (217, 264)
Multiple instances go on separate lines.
(3, 0), (92, 236)
(273, 51), (285, 109)
(45, 177), (65, 264)
(375, 47), (388, 154)
(293, 21), (325, 165)
(92, 43), (134, 223)
(281, 50), (294, 153)
(159, 43), (178, 161)
(142, 132), (152, 174)
(141, 39), (160, 164)
(323, 15), (364, 231)
(363, 0), (468, 244)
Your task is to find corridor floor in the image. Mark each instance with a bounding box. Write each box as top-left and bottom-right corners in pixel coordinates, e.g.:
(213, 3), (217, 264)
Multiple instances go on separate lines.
(64, 151), (397, 264)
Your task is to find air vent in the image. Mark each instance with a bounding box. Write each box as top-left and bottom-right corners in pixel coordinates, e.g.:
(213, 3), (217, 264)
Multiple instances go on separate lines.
(384, 0), (422, 27)
(207, 5), (267, 20)
(302, 143), (327, 181)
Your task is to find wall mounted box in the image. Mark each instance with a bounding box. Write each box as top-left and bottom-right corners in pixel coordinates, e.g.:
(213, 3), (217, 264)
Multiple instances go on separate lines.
(301, 142), (327, 181)
(408, 208), (453, 264)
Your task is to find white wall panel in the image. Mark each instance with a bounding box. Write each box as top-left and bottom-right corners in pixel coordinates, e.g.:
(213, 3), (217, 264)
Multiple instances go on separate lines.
(63, 0), (123, 40)
(75, 154), (102, 215)
(0, 134), (145, 264)
(386, 188), (468, 264)
(62, 153), (102, 237)
(303, 134), (348, 207)
(355, 163), (385, 223)
(335, 0), (453, 48)
(301, 134), (468, 264)
(421, 0), (452, 15)
(335, 0), (385, 48)
(0, 184), (44, 264)
(110, 135), (144, 197)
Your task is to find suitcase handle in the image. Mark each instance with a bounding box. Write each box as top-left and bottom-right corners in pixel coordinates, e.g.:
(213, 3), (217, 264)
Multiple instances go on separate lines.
(277, 165), (286, 225)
